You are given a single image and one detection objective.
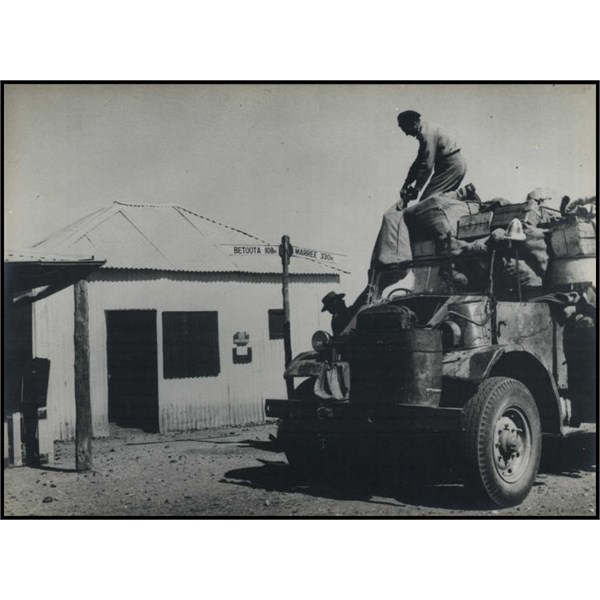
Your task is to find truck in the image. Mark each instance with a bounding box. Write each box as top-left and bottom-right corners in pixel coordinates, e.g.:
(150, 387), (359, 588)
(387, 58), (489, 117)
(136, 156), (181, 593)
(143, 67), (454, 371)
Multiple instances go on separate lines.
(265, 212), (596, 508)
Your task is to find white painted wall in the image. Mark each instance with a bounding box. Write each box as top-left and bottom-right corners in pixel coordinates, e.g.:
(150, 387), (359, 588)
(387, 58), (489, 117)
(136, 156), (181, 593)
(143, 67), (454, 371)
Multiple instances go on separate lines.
(32, 270), (340, 439)
(32, 285), (77, 441)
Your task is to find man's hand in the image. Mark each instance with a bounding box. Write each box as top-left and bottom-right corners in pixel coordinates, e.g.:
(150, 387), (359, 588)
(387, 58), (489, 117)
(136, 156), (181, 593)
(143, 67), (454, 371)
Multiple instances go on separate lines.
(398, 186), (418, 209)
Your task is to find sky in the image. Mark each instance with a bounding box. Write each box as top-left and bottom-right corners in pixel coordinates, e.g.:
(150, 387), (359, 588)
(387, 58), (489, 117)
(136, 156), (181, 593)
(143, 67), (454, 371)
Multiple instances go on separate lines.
(4, 83), (596, 298)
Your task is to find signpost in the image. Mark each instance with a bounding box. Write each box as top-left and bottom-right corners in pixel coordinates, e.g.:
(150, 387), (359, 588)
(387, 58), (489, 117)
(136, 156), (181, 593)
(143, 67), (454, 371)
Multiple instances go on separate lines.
(224, 242), (344, 268)
(279, 235), (295, 398)
(225, 237), (346, 399)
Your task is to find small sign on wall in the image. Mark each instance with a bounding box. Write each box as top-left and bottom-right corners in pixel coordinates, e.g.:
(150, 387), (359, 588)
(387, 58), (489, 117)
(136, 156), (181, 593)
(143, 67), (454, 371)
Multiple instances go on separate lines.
(232, 331), (252, 364)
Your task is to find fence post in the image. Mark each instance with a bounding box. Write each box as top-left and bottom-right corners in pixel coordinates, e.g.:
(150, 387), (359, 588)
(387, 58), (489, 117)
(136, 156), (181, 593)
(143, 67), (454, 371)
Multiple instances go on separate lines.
(74, 279), (93, 471)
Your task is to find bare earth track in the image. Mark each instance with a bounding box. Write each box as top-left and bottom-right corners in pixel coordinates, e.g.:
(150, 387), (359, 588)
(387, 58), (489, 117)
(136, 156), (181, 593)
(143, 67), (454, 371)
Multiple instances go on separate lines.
(3, 422), (596, 517)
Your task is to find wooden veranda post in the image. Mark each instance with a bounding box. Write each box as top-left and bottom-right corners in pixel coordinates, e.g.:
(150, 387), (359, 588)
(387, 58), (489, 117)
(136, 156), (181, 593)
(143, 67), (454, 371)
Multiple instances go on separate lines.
(74, 279), (93, 471)
(279, 235), (295, 398)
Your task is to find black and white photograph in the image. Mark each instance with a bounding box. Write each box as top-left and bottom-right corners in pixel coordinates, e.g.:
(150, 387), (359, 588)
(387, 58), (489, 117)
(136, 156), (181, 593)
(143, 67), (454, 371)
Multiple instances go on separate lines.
(3, 82), (597, 518)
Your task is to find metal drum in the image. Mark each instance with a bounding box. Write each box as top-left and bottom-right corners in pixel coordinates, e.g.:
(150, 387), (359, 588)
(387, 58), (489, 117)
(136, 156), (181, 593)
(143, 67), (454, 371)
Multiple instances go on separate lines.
(399, 329), (443, 407)
(546, 256), (596, 286)
(447, 298), (493, 348)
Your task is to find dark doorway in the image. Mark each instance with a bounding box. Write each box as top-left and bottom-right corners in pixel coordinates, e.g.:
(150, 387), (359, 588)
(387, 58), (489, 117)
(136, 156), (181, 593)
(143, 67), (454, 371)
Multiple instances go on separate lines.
(3, 298), (33, 466)
(3, 301), (32, 415)
(21, 358), (50, 466)
(106, 310), (159, 432)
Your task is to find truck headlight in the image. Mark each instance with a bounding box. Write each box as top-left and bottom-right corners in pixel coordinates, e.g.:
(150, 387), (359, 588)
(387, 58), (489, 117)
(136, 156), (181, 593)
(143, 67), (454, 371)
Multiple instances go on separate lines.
(311, 330), (331, 352)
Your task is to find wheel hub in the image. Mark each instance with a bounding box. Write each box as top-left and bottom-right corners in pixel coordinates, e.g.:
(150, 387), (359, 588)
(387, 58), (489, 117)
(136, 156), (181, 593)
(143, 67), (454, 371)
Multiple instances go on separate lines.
(493, 409), (531, 483)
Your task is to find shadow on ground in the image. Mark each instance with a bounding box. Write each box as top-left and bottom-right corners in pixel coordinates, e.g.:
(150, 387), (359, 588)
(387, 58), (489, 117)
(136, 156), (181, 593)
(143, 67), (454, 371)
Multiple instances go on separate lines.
(223, 459), (482, 511)
(224, 437), (480, 511)
(223, 432), (596, 512)
(31, 465), (78, 474)
(540, 432), (597, 475)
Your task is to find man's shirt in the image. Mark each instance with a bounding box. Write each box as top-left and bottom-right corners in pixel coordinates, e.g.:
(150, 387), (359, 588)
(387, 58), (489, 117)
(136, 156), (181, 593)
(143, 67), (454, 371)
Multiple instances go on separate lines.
(406, 120), (460, 189)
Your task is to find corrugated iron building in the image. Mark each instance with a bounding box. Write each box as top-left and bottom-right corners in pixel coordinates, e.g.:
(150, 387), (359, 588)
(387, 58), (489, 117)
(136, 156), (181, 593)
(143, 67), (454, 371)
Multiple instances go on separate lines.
(27, 202), (343, 440)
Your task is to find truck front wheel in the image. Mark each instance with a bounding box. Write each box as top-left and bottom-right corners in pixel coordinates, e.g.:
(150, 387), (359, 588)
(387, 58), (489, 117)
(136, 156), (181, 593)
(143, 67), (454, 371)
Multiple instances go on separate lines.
(279, 377), (325, 477)
(462, 377), (542, 508)
(277, 418), (325, 478)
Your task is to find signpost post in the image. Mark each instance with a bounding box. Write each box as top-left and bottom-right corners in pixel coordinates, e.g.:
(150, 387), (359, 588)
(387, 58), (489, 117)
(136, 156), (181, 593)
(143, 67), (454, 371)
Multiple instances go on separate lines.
(279, 235), (295, 398)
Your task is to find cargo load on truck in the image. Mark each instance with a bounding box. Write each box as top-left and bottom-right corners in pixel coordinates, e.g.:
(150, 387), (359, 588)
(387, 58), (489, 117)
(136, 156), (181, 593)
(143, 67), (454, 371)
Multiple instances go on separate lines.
(371, 187), (596, 294)
(370, 189), (480, 266)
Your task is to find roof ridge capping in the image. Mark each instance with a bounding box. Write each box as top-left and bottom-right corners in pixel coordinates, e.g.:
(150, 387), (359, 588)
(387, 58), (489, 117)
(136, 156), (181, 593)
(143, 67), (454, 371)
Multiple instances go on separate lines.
(112, 201), (265, 242)
(174, 205), (269, 244)
(113, 200), (177, 208)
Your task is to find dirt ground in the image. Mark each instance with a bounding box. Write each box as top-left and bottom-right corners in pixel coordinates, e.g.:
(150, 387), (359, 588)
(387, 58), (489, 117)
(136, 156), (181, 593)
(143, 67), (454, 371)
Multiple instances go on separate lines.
(3, 421), (597, 517)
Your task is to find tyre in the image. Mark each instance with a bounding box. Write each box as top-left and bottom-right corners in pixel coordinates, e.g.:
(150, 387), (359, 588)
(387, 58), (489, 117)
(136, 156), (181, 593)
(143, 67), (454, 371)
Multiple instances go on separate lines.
(277, 418), (325, 478)
(462, 376), (542, 508)
(279, 378), (325, 477)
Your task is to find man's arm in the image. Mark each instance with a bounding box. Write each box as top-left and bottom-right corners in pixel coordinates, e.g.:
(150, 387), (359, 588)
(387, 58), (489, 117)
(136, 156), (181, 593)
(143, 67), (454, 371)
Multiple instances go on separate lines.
(402, 156), (420, 188)
(401, 129), (437, 193)
(399, 151), (424, 208)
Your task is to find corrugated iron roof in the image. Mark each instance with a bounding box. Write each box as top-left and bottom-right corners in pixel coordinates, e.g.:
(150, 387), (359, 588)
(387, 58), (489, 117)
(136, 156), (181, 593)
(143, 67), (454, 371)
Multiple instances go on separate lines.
(29, 202), (347, 276)
(4, 251), (106, 306)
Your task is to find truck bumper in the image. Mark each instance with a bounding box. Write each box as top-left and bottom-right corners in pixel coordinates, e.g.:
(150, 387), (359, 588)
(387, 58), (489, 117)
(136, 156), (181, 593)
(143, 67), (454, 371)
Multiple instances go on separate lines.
(265, 399), (463, 434)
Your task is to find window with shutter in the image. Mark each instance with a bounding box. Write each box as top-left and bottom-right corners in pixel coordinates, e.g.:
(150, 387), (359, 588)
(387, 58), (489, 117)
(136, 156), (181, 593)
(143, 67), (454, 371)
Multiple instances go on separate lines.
(162, 312), (220, 378)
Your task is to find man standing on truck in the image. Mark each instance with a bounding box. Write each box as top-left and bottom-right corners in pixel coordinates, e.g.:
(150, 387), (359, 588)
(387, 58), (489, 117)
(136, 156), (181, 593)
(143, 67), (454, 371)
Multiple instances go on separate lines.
(398, 110), (467, 204)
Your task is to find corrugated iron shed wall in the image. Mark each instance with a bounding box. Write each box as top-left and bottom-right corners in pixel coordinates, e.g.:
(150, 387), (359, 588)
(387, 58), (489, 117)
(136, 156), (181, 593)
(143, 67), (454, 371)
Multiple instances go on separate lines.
(32, 286), (77, 441)
(32, 270), (339, 439)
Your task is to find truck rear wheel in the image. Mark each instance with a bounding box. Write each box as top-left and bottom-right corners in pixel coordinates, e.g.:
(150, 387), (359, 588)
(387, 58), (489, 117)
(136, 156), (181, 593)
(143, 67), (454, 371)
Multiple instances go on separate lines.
(462, 377), (541, 508)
